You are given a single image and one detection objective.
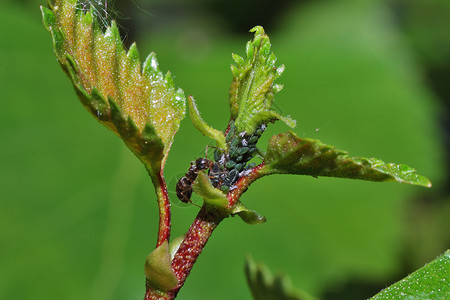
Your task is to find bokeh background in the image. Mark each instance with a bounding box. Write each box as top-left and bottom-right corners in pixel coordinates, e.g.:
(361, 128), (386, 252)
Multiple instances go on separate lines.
(1, 0), (449, 299)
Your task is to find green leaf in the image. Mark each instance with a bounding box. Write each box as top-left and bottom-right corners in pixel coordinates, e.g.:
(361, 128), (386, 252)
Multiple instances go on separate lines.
(370, 250), (449, 299)
(229, 26), (295, 135)
(144, 241), (178, 292)
(262, 131), (431, 187)
(231, 202), (266, 225)
(245, 255), (317, 300)
(192, 172), (229, 208)
(187, 96), (227, 151)
(40, 0), (186, 177)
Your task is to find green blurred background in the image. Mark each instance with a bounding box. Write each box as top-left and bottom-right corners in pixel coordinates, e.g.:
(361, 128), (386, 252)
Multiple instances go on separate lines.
(1, 0), (449, 299)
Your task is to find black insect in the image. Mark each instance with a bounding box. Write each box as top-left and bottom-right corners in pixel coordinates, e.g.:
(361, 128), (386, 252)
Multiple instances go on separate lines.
(175, 124), (268, 205)
(209, 162), (227, 188)
(176, 158), (213, 204)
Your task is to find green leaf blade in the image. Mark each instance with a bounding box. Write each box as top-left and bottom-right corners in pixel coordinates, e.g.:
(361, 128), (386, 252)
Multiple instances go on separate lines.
(361, 158), (432, 187)
(229, 26), (295, 135)
(192, 172), (228, 208)
(41, 0), (186, 176)
(370, 250), (449, 299)
(231, 202), (266, 225)
(187, 96), (227, 150)
(263, 131), (431, 187)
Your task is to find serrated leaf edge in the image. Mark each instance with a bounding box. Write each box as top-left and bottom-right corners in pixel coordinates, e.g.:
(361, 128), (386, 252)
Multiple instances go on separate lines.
(263, 131), (432, 188)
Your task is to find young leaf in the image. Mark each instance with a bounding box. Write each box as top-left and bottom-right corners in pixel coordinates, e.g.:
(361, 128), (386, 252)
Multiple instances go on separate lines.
(229, 26), (296, 135)
(231, 202), (266, 225)
(192, 172), (228, 208)
(262, 131), (431, 187)
(245, 255), (317, 300)
(188, 96), (227, 151)
(144, 241), (178, 292)
(40, 1), (186, 177)
(369, 250), (449, 299)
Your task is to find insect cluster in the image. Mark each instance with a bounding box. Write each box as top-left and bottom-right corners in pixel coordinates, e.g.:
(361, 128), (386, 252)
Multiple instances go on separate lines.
(175, 158), (212, 204)
(176, 121), (267, 204)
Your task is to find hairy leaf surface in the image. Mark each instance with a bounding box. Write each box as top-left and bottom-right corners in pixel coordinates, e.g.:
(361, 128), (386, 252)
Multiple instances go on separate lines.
(262, 131), (431, 187)
(229, 26), (295, 134)
(370, 250), (449, 299)
(41, 0), (186, 176)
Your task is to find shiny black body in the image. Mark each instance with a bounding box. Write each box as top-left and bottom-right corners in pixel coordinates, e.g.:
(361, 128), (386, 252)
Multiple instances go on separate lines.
(209, 162), (227, 187)
(176, 158), (212, 203)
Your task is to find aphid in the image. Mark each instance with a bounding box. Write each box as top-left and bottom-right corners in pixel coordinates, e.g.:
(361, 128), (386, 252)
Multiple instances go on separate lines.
(213, 150), (222, 162)
(209, 162), (227, 188)
(225, 160), (236, 169)
(216, 168), (239, 193)
(224, 169), (239, 186)
(247, 135), (258, 144)
(237, 147), (249, 155)
(234, 163), (244, 171)
(229, 147), (239, 158)
(226, 129), (234, 142)
(230, 136), (240, 147)
(176, 158), (213, 204)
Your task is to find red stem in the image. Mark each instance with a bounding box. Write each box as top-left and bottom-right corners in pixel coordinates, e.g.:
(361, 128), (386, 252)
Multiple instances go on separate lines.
(155, 171), (171, 247)
(145, 206), (225, 299)
(168, 206), (225, 298)
(227, 162), (266, 208)
(144, 163), (267, 299)
(144, 171), (172, 300)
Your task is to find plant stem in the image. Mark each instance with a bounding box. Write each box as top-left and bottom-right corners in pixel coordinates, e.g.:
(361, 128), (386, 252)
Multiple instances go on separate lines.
(168, 205), (225, 298)
(227, 162), (267, 208)
(154, 171), (171, 247)
(144, 286), (169, 300)
(144, 205), (225, 299)
(144, 163), (267, 299)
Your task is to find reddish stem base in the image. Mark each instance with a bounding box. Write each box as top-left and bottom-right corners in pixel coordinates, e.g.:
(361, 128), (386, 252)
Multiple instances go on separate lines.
(144, 206), (225, 299)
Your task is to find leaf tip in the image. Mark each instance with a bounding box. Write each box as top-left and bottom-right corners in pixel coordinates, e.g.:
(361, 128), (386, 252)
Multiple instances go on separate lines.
(232, 53), (245, 66)
(104, 21), (122, 46)
(276, 64), (285, 77)
(143, 52), (160, 76)
(165, 71), (174, 86)
(127, 42), (140, 65)
(249, 25), (265, 36)
(420, 176), (432, 188)
(40, 5), (54, 30)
